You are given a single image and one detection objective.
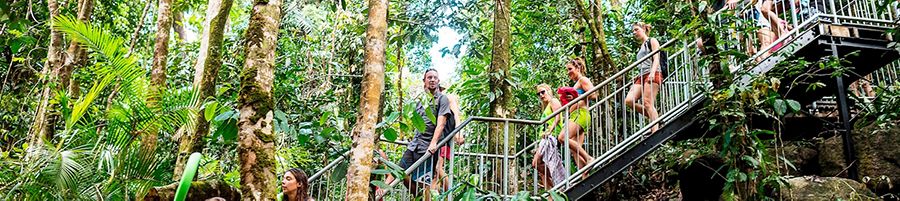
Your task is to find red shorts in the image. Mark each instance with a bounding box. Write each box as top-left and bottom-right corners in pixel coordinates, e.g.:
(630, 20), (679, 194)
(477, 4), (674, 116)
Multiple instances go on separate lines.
(439, 146), (452, 159)
(634, 71), (662, 84)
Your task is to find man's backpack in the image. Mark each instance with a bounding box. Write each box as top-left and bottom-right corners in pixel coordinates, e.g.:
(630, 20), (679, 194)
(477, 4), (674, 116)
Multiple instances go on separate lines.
(644, 38), (669, 78)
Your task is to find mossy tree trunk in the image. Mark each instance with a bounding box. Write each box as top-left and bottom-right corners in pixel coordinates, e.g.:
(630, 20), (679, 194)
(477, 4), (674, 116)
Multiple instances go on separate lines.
(145, 0), (174, 153)
(174, 0), (234, 180)
(344, 0), (388, 199)
(30, 0), (66, 151)
(488, 0), (518, 192)
(572, 0), (616, 79)
(62, 0), (93, 97)
(236, 0), (282, 199)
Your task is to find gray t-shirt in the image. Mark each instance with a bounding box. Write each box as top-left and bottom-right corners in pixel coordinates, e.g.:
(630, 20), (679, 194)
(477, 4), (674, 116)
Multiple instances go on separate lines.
(636, 39), (654, 76)
(408, 91), (456, 153)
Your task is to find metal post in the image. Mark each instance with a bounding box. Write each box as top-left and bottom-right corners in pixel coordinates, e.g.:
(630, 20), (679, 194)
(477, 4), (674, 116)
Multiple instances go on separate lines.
(832, 42), (859, 180)
(828, 0), (839, 24)
(449, 138), (455, 201)
(503, 121), (510, 196)
(789, 0), (799, 29)
(564, 106), (571, 189)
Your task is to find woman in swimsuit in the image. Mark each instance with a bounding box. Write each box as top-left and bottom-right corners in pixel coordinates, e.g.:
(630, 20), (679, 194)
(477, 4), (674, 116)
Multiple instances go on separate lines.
(558, 58), (595, 173)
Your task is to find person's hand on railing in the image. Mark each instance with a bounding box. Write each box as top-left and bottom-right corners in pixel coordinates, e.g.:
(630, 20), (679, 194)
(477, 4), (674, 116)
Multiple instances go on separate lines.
(427, 143), (439, 154)
(454, 133), (465, 145)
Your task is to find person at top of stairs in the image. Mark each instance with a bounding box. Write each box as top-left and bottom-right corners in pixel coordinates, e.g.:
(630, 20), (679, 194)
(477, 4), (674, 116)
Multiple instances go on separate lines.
(625, 22), (663, 135)
(533, 84), (569, 190)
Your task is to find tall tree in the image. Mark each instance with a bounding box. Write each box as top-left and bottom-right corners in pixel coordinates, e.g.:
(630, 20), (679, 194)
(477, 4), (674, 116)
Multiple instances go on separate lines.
(145, 0), (174, 151)
(572, 0), (616, 79)
(344, 0), (387, 199)
(63, 0), (93, 97)
(29, 0), (67, 149)
(173, 0), (234, 179)
(488, 0), (518, 192)
(236, 0), (282, 199)
(173, 11), (187, 42)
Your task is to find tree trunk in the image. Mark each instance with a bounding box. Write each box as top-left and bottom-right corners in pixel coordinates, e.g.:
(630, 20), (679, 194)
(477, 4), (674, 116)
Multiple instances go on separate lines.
(143, 179), (241, 201)
(236, 0), (282, 199)
(344, 0), (387, 200)
(30, 0), (66, 149)
(173, 11), (187, 42)
(174, 0), (234, 180)
(488, 0), (518, 193)
(572, 0), (615, 79)
(128, 0), (154, 53)
(151, 0), (172, 90)
(695, 1), (726, 88)
(63, 0), (93, 97)
(145, 0), (173, 152)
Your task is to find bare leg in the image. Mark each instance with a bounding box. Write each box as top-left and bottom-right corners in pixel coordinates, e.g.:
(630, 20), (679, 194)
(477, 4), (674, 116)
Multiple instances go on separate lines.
(434, 156), (447, 192)
(625, 82), (646, 115)
(642, 82), (661, 133)
(757, 28), (774, 61)
(559, 122), (593, 178)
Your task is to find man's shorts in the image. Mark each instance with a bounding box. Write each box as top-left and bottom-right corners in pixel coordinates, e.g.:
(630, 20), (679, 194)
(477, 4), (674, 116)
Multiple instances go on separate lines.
(399, 149), (439, 185)
(439, 146), (452, 159)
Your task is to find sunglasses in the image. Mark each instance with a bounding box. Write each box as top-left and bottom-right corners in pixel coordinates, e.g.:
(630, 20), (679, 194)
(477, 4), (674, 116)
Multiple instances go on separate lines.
(537, 90), (547, 96)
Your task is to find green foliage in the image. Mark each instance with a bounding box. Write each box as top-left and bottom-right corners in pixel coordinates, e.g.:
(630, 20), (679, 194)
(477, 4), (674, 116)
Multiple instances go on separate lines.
(857, 82), (900, 127)
(0, 15), (192, 200)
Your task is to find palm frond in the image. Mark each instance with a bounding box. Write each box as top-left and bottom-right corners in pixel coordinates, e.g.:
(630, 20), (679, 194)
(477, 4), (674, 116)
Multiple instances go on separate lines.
(52, 15), (144, 131)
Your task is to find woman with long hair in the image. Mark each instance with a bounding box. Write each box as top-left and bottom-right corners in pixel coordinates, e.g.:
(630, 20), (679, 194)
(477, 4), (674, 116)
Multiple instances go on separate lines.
(559, 58), (595, 174)
(625, 22), (662, 134)
(532, 84), (567, 189)
(281, 168), (313, 201)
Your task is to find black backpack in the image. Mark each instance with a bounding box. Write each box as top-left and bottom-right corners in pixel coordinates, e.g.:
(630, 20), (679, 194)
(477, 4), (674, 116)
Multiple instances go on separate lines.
(644, 38), (669, 78)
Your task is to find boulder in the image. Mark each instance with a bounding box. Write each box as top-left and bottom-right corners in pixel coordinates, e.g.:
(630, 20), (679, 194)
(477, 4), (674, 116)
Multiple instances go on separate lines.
(679, 155), (726, 201)
(819, 123), (900, 195)
(779, 176), (879, 200)
(768, 141), (819, 176)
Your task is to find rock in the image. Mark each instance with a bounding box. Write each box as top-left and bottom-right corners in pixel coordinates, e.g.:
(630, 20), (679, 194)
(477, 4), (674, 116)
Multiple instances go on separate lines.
(768, 141), (819, 176)
(779, 176), (879, 200)
(679, 155), (725, 201)
(819, 123), (900, 195)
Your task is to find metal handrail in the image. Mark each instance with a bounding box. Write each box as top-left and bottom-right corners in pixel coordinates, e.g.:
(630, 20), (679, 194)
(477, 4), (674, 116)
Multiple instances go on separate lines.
(308, 0), (899, 199)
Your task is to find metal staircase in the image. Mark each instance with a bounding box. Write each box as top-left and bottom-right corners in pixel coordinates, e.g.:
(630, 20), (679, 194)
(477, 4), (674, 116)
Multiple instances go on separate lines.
(306, 0), (900, 200)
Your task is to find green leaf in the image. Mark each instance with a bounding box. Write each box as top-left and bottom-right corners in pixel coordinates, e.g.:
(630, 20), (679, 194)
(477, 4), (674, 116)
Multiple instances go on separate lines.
(214, 110), (236, 122)
(549, 191), (567, 201)
(318, 111), (331, 126)
(773, 99), (786, 115)
(411, 112), (427, 132)
(204, 101), (219, 122)
(275, 110), (288, 122)
(425, 104), (437, 124)
(383, 127), (398, 141)
(787, 99), (801, 112)
(698, 1), (708, 13)
(371, 169), (391, 175)
(214, 119), (238, 142)
(370, 180), (391, 189)
(742, 155), (760, 167)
